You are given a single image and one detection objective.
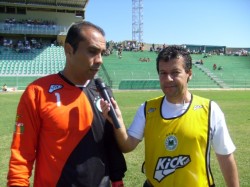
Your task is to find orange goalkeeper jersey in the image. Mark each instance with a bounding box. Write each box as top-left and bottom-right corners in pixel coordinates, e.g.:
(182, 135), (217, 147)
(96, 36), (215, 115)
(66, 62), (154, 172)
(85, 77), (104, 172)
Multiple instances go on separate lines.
(7, 73), (126, 187)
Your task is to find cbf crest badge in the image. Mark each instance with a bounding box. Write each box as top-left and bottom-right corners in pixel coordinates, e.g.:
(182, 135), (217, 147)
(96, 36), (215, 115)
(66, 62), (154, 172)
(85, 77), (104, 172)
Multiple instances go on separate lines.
(165, 134), (178, 151)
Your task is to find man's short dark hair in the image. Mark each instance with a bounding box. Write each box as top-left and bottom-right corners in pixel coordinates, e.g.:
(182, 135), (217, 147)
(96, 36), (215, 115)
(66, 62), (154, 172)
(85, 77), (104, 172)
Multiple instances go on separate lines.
(156, 45), (192, 73)
(65, 21), (105, 53)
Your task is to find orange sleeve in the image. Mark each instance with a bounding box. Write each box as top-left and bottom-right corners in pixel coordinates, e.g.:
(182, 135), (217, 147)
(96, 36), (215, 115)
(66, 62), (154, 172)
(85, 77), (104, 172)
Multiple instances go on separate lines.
(7, 85), (41, 186)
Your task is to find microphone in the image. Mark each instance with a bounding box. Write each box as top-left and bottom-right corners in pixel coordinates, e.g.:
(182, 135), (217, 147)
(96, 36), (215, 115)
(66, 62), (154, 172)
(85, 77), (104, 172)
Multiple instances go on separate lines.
(95, 78), (120, 129)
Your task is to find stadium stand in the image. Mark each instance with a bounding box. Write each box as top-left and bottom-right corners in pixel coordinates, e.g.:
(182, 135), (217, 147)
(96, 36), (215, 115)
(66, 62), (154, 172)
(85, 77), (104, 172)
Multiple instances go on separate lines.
(0, 45), (65, 75)
(0, 0), (88, 44)
(0, 0), (87, 90)
(192, 54), (250, 88)
(99, 51), (250, 89)
(100, 51), (221, 89)
(1, 46), (250, 90)
(0, 1), (250, 91)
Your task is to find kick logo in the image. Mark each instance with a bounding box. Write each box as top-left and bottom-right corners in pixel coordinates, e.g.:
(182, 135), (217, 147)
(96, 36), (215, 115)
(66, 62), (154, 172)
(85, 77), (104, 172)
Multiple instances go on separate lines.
(154, 155), (191, 181)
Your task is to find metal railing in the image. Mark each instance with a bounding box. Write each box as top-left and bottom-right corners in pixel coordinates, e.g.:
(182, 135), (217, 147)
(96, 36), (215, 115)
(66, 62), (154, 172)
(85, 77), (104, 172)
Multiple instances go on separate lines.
(0, 75), (250, 91)
(0, 23), (68, 35)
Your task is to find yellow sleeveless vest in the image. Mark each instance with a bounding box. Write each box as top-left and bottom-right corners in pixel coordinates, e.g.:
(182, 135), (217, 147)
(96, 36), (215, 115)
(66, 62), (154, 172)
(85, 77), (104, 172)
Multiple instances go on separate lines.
(144, 95), (214, 187)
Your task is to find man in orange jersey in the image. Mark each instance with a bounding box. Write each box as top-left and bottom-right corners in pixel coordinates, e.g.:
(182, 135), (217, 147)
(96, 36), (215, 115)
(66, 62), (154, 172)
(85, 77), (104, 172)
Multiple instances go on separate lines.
(101, 46), (239, 187)
(7, 21), (126, 187)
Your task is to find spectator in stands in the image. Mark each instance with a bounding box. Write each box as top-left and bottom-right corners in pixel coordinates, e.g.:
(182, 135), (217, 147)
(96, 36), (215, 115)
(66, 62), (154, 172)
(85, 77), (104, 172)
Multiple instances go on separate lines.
(118, 45), (123, 59)
(7, 21), (126, 187)
(139, 57), (150, 62)
(132, 42), (136, 51)
(156, 46), (162, 53)
(213, 63), (217, 70)
(152, 43), (155, 51)
(203, 54), (208, 58)
(100, 45), (239, 187)
(139, 43), (144, 51)
(195, 59), (204, 65)
(218, 66), (223, 70)
(102, 48), (111, 56)
(2, 84), (7, 91)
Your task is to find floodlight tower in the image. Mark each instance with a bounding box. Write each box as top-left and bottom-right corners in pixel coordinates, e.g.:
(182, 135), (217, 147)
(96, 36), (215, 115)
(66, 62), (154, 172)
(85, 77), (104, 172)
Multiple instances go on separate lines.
(132, 0), (143, 43)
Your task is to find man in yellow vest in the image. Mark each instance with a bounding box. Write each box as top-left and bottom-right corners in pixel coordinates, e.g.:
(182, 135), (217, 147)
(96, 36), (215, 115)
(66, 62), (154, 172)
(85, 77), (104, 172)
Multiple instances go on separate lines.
(101, 45), (239, 187)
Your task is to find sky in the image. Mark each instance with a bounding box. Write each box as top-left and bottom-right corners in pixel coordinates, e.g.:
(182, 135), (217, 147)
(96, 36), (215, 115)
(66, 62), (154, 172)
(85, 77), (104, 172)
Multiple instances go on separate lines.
(85, 0), (250, 48)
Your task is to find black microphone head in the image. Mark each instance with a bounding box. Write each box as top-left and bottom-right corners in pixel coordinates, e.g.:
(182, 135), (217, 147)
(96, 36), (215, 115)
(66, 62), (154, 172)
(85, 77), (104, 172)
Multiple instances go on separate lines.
(95, 78), (106, 90)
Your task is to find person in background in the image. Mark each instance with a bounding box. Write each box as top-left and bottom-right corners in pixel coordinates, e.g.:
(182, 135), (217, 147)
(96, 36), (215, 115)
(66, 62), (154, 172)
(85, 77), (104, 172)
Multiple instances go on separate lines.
(213, 63), (217, 70)
(7, 21), (126, 187)
(2, 83), (7, 91)
(101, 46), (239, 187)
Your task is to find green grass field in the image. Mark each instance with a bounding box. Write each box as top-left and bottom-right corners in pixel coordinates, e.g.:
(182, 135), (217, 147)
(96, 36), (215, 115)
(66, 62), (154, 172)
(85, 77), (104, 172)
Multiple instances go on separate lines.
(0, 90), (250, 186)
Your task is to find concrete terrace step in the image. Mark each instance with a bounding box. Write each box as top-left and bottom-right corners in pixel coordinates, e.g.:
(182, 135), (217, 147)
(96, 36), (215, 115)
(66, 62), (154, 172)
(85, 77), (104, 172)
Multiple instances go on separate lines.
(192, 62), (230, 88)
